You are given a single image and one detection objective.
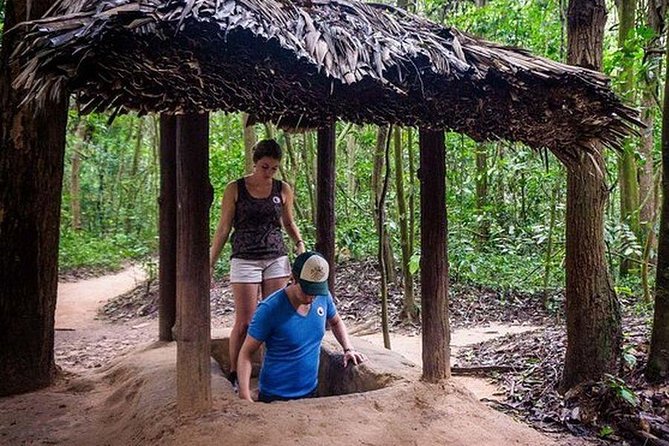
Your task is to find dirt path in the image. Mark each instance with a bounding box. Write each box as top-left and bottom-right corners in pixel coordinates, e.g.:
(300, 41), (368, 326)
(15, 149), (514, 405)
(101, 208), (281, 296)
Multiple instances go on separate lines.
(55, 265), (155, 371)
(360, 324), (541, 400)
(56, 265), (146, 329)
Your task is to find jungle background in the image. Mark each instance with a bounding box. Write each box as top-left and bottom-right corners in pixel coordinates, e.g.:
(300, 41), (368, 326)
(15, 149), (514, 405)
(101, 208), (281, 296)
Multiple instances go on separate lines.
(60, 0), (659, 302)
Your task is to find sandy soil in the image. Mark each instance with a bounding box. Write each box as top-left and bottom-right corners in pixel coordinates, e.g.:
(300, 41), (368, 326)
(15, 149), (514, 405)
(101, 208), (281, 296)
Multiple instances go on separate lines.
(360, 324), (541, 401)
(56, 266), (146, 330)
(0, 266), (587, 446)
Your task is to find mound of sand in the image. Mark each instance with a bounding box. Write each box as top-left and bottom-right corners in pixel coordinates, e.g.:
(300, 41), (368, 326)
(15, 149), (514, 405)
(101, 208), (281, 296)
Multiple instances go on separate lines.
(0, 335), (558, 446)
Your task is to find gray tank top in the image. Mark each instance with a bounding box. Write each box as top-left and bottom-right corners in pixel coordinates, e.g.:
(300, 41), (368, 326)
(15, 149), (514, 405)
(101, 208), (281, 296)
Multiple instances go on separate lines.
(231, 178), (287, 260)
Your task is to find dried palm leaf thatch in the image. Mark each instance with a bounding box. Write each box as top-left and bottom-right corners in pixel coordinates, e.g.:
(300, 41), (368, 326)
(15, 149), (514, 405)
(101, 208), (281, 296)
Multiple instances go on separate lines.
(13, 0), (640, 155)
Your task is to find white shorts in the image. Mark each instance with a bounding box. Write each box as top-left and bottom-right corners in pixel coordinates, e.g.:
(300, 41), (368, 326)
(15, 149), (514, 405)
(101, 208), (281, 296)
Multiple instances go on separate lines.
(230, 256), (290, 283)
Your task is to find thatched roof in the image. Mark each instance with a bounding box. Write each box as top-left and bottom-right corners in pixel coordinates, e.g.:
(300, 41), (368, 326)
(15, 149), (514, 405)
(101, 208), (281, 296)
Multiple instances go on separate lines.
(13, 0), (640, 156)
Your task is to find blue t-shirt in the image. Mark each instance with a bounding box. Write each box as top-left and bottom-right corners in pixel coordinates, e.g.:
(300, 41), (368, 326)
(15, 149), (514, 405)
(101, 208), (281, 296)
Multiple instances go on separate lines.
(248, 288), (337, 399)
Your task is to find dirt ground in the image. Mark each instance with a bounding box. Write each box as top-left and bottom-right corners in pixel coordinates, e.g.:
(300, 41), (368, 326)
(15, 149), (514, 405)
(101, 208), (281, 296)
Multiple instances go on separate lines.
(0, 266), (591, 446)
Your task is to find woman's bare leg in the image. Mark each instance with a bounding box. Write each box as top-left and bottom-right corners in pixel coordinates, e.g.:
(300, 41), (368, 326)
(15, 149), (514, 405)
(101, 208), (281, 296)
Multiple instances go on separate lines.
(229, 282), (261, 378)
(262, 276), (289, 299)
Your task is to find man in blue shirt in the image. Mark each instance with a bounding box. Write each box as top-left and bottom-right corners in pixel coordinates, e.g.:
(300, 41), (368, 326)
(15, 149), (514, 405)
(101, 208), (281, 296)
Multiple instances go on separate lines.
(238, 251), (367, 402)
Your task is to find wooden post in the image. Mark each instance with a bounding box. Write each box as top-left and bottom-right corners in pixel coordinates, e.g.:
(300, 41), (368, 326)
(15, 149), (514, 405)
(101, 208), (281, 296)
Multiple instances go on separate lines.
(419, 128), (451, 382)
(315, 123), (337, 292)
(176, 113), (212, 411)
(159, 114), (177, 342)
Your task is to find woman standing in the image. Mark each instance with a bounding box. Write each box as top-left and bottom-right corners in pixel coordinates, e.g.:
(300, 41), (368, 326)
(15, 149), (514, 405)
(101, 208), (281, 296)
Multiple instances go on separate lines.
(210, 139), (305, 391)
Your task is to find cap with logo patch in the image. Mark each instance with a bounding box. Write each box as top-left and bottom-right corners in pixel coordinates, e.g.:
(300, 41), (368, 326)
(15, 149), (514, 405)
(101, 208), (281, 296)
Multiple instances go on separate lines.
(292, 251), (330, 296)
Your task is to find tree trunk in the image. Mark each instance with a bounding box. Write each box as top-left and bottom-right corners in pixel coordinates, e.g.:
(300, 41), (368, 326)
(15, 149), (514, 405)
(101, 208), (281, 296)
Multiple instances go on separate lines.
(639, 0), (665, 263)
(543, 176), (561, 308)
(241, 113), (256, 175)
(0, 0), (68, 396)
(647, 36), (669, 382)
(494, 144), (507, 225)
(125, 117), (145, 233)
(394, 128), (418, 322)
(641, 173), (661, 303)
(264, 122), (275, 140)
(419, 128), (450, 383)
(379, 128), (392, 349)
(616, 0), (640, 276)
(110, 128), (127, 232)
(71, 146), (82, 230)
(282, 134), (305, 223)
(71, 119), (93, 231)
(560, 0), (622, 390)
(475, 143), (489, 243)
(561, 152), (622, 389)
(408, 128), (416, 254)
(372, 126), (396, 282)
(346, 132), (357, 196)
(302, 132), (317, 226)
(159, 114), (177, 342)
(175, 113), (212, 412)
(316, 124), (336, 292)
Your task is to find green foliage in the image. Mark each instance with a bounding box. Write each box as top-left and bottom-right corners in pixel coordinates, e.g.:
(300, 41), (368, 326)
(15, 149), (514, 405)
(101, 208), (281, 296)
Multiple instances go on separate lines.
(449, 234), (564, 291)
(598, 425), (614, 438)
(604, 25), (653, 98)
(59, 228), (153, 271)
(409, 253), (421, 276)
(435, 0), (564, 61)
(621, 344), (638, 369)
(604, 375), (639, 408)
(59, 112), (158, 272)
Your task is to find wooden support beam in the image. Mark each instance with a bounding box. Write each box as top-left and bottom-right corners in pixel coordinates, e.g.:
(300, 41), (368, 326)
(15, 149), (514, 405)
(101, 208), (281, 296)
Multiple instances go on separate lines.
(159, 114), (177, 342)
(176, 113), (212, 411)
(419, 128), (451, 382)
(316, 123), (337, 292)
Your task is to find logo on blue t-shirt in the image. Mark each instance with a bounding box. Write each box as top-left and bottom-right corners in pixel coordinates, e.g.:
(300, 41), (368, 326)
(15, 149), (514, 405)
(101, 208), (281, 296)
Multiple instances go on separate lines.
(317, 306), (325, 316)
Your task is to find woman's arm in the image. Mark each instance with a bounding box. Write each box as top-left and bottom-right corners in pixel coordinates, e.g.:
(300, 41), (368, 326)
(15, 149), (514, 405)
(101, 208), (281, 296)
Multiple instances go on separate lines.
(210, 181), (237, 278)
(280, 181), (305, 254)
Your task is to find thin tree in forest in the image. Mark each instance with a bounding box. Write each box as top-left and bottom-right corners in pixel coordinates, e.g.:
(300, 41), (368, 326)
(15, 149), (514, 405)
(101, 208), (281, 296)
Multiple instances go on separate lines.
(560, 0), (622, 390)
(494, 144), (508, 226)
(639, 0), (666, 297)
(646, 33), (669, 382)
(394, 127), (418, 322)
(70, 118), (94, 231)
(407, 128), (416, 259)
(475, 143), (490, 244)
(241, 112), (256, 175)
(639, 0), (665, 241)
(372, 125), (396, 282)
(346, 131), (357, 196)
(473, 0), (489, 246)
(543, 172), (561, 309)
(0, 0), (69, 396)
(616, 0), (641, 276)
(301, 132), (316, 226)
(279, 133), (306, 224)
(124, 116), (145, 233)
(378, 127), (393, 349)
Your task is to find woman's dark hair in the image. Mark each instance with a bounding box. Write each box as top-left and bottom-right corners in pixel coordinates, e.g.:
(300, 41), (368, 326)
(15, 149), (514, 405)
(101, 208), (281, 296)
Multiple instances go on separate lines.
(253, 139), (282, 163)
